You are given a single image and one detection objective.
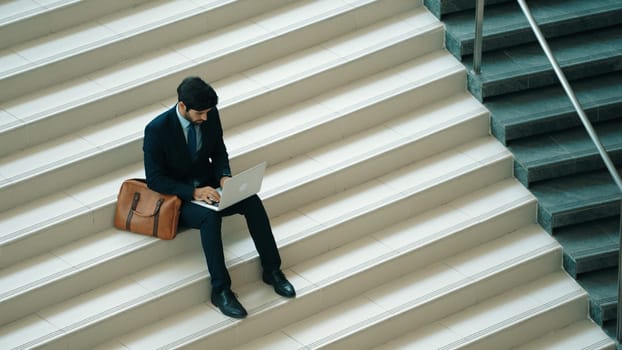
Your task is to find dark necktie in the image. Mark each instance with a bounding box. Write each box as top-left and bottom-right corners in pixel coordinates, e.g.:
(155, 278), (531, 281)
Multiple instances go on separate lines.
(187, 124), (197, 158)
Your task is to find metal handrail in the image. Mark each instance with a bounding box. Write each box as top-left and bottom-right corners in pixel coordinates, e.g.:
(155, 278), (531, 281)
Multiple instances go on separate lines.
(516, 0), (622, 192)
(514, 2), (622, 341)
(473, 0), (622, 341)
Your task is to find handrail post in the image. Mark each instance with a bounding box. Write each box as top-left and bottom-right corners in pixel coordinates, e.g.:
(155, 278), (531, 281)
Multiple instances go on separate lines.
(472, 0), (485, 74)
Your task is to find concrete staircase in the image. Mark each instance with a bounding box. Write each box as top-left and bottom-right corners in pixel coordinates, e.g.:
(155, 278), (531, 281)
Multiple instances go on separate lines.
(427, 0), (622, 343)
(0, 1), (613, 349)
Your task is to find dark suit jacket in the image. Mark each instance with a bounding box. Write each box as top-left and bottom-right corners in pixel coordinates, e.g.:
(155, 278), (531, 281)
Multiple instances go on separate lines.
(143, 105), (231, 201)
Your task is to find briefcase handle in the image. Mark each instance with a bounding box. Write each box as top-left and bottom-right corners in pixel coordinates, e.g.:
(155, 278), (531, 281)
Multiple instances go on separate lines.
(126, 192), (164, 236)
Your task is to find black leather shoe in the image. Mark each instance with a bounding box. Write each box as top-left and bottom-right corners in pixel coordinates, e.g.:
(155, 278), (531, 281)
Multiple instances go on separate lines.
(263, 270), (296, 298)
(211, 289), (247, 319)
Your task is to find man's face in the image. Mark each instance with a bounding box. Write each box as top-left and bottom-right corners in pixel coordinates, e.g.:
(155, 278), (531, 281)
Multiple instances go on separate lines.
(180, 101), (211, 125)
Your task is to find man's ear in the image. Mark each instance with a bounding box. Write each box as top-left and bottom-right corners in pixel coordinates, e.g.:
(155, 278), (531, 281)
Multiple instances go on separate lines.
(178, 101), (187, 113)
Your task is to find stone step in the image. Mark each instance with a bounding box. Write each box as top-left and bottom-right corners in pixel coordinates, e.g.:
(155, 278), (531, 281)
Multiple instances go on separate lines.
(0, 163), (143, 269)
(0, 105), (493, 326)
(556, 217), (620, 278)
(0, 89), (482, 268)
(531, 169), (622, 233)
(348, 271), (587, 350)
(1, 0), (613, 348)
(0, 140), (514, 349)
(487, 71), (622, 145)
(509, 119), (622, 186)
(442, 0), (622, 59)
(0, 0), (418, 156)
(464, 24), (622, 101)
(0, 9), (448, 205)
(0, 0), (152, 50)
(513, 319), (615, 350)
(0, 0), (298, 103)
(423, 0), (511, 19)
(0, 48), (460, 214)
(100, 221), (558, 350)
(578, 267), (619, 327)
(603, 320), (622, 346)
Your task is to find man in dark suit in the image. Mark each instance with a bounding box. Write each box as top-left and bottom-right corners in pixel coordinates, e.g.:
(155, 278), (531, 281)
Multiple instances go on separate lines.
(143, 76), (295, 319)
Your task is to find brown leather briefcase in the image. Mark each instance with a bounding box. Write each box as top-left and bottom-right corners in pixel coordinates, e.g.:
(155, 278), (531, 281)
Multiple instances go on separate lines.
(114, 179), (182, 240)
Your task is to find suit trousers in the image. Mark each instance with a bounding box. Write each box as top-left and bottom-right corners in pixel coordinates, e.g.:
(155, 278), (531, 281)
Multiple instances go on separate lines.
(179, 194), (281, 293)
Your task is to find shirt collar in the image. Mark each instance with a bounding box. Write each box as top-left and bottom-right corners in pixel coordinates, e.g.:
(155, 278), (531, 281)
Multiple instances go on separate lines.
(175, 103), (191, 130)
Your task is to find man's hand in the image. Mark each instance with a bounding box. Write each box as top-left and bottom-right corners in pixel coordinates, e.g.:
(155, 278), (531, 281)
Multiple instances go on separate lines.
(192, 177), (231, 204)
(193, 186), (221, 204)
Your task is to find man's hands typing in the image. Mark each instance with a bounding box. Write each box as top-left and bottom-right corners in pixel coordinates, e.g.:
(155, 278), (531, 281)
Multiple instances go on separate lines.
(193, 177), (231, 204)
(193, 186), (220, 204)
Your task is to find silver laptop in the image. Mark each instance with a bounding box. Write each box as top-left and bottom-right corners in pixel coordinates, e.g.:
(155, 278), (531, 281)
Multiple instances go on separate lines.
(191, 162), (267, 211)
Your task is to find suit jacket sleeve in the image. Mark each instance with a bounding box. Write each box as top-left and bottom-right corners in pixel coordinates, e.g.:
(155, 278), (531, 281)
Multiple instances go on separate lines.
(209, 108), (231, 178)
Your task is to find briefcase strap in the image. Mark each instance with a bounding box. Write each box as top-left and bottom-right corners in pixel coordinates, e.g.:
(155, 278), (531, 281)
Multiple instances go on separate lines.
(152, 198), (164, 237)
(126, 192), (140, 231)
(126, 191), (165, 237)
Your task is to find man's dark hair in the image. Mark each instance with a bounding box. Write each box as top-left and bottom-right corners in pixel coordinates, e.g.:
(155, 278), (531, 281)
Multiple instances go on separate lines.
(177, 76), (219, 111)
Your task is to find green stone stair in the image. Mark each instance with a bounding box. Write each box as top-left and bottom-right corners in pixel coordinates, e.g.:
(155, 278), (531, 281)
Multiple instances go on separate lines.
(531, 169), (621, 234)
(578, 267), (618, 327)
(557, 217), (619, 278)
(426, 0), (622, 344)
(424, 0), (510, 18)
(442, 0), (622, 60)
(464, 24), (622, 101)
(509, 119), (622, 185)
(487, 71), (622, 145)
